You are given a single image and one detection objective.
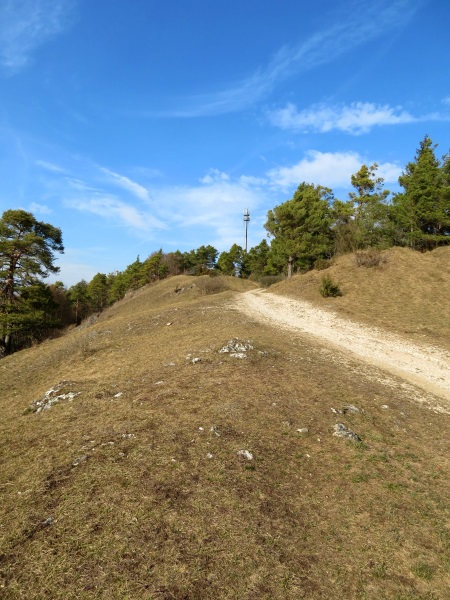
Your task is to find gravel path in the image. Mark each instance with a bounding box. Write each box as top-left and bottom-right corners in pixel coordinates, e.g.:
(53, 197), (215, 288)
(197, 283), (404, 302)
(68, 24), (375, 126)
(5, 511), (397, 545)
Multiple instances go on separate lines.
(234, 289), (450, 406)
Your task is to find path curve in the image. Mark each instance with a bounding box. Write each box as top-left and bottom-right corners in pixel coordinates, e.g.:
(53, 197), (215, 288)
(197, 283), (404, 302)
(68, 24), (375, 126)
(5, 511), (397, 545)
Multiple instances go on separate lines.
(234, 289), (450, 406)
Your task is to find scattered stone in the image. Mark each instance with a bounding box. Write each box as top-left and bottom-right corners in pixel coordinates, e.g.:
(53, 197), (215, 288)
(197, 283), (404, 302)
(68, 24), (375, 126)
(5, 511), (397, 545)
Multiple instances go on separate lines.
(28, 381), (81, 413)
(198, 427), (204, 431)
(237, 449), (253, 460)
(210, 425), (220, 436)
(206, 453), (214, 459)
(155, 381), (164, 385)
(342, 405), (363, 414)
(381, 404), (389, 409)
(114, 392), (123, 398)
(297, 428), (309, 434)
(331, 405), (363, 415)
(72, 455), (88, 467)
(165, 362), (176, 367)
(41, 517), (56, 527)
(166, 322), (172, 326)
(191, 357), (202, 364)
(333, 423), (362, 442)
(219, 338), (254, 359)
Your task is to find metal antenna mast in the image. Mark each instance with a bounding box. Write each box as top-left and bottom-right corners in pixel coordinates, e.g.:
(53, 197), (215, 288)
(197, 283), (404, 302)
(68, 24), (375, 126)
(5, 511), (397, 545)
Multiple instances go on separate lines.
(243, 208), (250, 252)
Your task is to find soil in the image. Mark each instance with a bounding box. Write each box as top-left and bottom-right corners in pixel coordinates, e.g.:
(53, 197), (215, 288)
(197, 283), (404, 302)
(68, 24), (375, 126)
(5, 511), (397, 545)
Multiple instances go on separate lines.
(234, 289), (450, 409)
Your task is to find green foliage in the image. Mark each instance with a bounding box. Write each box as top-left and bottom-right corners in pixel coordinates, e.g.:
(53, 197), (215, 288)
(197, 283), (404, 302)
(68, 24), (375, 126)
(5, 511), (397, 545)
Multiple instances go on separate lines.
(392, 135), (450, 249)
(265, 182), (334, 277)
(217, 244), (247, 277)
(314, 258), (331, 271)
(67, 279), (92, 324)
(246, 239), (271, 276)
(88, 273), (109, 312)
(192, 245), (218, 274)
(0, 209), (64, 355)
(320, 275), (342, 298)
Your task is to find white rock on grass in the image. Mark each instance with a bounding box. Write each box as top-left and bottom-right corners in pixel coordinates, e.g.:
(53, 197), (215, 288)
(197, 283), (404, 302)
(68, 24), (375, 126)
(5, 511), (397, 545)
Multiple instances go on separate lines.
(237, 449), (253, 460)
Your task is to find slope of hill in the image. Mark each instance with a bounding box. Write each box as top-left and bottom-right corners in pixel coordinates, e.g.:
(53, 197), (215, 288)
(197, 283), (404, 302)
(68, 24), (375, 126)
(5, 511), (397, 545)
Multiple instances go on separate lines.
(271, 246), (450, 351)
(1, 267), (449, 599)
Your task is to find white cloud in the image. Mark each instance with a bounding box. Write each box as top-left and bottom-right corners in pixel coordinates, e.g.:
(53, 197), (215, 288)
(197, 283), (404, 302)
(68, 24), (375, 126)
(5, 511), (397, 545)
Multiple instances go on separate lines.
(268, 102), (416, 134)
(266, 150), (402, 190)
(28, 201), (52, 214)
(35, 159), (67, 173)
(65, 195), (165, 231)
(99, 167), (151, 202)
(199, 169), (230, 184)
(442, 97), (450, 106)
(0, 0), (76, 71)
(239, 175), (268, 187)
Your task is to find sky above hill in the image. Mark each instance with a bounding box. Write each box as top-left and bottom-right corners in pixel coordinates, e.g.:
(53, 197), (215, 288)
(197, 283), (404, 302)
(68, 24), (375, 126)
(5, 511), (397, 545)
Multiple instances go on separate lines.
(0, 0), (449, 285)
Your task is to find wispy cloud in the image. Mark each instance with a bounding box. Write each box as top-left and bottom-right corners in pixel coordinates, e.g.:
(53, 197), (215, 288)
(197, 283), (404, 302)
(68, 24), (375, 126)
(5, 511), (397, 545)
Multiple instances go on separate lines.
(268, 102), (416, 134)
(0, 0), (76, 72)
(266, 150), (402, 191)
(156, 0), (421, 117)
(99, 167), (151, 202)
(35, 159), (67, 173)
(65, 195), (166, 231)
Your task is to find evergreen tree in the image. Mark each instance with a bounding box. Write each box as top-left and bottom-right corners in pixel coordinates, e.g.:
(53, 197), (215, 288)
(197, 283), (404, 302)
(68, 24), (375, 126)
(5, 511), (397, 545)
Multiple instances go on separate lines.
(141, 250), (168, 283)
(331, 198), (358, 254)
(246, 239), (271, 276)
(265, 183), (334, 277)
(217, 244), (247, 277)
(0, 209), (64, 355)
(88, 273), (109, 312)
(67, 280), (91, 325)
(348, 163), (391, 249)
(392, 135), (450, 249)
(193, 245), (218, 273)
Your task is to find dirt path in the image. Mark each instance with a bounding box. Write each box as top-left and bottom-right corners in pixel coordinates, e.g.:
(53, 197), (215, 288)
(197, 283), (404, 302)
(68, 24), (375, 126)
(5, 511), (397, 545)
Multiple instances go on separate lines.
(234, 289), (450, 407)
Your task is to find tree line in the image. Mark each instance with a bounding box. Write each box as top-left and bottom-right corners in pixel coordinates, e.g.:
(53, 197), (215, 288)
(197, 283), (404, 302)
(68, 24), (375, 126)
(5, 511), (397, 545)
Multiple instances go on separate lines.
(1, 135), (449, 356)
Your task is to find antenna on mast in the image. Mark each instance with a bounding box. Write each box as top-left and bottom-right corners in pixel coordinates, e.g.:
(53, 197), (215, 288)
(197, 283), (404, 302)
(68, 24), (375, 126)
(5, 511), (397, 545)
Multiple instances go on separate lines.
(243, 208), (250, 252)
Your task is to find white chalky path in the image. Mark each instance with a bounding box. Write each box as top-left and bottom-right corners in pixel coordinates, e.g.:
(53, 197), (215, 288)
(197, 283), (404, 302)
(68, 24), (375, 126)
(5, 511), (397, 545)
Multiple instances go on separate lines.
(234, 289), (450, 407)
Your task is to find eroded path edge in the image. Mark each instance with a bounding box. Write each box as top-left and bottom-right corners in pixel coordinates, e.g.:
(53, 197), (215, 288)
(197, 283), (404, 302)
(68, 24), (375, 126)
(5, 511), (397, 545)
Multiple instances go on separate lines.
(233, 289), (450, 409)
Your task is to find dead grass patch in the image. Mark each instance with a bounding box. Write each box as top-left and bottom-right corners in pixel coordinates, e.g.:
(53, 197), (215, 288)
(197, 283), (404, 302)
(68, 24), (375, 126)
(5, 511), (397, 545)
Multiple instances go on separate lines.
(1, 270), (450, 598)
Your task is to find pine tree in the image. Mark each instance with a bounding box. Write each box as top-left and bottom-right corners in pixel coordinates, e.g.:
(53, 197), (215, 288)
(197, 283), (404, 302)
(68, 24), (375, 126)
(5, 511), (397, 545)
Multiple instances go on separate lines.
(0, 209), (64, 355)
(392, 135), (450, 249)
(348, 163), (390, 249)
(265, 183), (334, 277)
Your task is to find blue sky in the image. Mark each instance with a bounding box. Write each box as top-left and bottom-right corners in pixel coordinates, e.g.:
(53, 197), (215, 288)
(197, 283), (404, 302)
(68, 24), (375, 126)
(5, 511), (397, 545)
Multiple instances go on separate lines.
(1, 0), (449, 286)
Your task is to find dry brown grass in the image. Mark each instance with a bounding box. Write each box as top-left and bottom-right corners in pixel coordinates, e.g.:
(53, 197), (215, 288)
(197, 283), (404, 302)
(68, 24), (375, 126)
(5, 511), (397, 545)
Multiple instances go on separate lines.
(273, 246), (450, 351)
(1, 271), (449, 599)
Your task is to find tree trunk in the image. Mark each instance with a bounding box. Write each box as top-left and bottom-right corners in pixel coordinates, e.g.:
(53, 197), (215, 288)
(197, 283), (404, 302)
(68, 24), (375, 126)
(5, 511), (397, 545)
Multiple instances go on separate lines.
(287, 256), (294, 278)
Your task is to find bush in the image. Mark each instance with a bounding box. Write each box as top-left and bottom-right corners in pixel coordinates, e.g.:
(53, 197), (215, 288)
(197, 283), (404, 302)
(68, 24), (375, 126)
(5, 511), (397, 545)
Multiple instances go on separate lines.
(198, 278), (227, 295)
(258, 275), (285, 288)
(314, 258), (331, 271)
(354, 249), (386, 268)
(320, 275), (342, 298)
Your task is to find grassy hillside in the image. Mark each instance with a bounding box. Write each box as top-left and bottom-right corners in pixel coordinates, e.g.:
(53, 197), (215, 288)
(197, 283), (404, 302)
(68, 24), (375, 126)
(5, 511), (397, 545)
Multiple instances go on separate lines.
(271, 246), (450, 351)
(0, 269), (449, 599)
